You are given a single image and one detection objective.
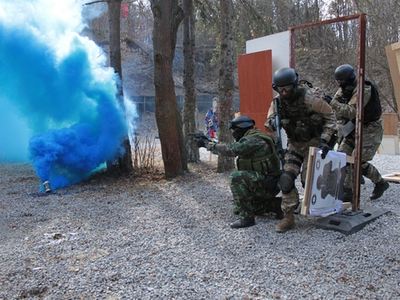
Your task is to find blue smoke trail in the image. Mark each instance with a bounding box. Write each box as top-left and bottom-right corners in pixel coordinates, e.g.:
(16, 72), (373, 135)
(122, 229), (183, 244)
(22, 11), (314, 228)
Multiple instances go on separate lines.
(0, 1), (131, 190)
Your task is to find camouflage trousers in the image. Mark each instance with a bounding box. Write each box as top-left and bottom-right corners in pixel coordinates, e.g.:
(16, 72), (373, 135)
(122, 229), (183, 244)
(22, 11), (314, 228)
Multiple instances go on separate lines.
(281, 138), (320, 213)
(338, 119), (384, 188)
(229, 170), (280, 218)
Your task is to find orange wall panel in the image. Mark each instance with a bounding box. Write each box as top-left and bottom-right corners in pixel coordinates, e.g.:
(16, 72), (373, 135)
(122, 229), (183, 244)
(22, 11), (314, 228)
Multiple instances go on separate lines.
(238, 50), (274, 133)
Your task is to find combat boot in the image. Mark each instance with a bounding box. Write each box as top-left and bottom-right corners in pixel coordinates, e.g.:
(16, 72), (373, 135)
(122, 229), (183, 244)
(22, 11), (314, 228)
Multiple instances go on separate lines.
(275, 209), (295, 233)
(230, 217), (255, 229)
(370, 179), (389, 200)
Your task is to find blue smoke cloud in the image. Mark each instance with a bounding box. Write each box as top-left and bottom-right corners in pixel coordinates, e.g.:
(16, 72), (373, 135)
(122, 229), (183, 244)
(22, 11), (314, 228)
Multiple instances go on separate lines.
(0, 1), (133, 190)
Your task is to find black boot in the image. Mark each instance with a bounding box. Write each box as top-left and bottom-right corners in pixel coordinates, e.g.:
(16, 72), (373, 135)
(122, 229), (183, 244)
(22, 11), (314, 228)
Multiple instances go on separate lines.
(342, 188), (353, 202)
(230, 217), (255, 228)
(370, 179), (389, 200)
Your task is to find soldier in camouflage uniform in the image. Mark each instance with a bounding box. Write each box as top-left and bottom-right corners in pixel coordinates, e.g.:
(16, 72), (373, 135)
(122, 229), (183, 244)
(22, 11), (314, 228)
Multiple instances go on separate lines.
(195, 115), (282, 229)
(265, 67), (337, 233)
(330, 64), (389, 201)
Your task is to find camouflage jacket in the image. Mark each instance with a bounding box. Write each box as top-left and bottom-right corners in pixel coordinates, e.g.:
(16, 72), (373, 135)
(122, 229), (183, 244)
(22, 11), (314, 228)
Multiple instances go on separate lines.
(264, 85), (337, 143)
(210, 128), (281, 175)
(330, 82), (381, 124)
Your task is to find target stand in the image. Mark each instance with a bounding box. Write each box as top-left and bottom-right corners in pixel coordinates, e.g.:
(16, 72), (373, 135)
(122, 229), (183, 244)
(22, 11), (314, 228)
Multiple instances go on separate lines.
(315, 205), (390, 235)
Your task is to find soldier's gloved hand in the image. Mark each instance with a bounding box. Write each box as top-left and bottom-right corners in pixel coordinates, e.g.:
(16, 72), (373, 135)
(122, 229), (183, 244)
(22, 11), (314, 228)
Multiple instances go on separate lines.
(205, 141), (216, 151)
(324, 93), (332, 104)
(318, 139), (330, 159)
(195, 137), (206, 148)
(337, 96), (349, 104)
(195, 136), (211, 148)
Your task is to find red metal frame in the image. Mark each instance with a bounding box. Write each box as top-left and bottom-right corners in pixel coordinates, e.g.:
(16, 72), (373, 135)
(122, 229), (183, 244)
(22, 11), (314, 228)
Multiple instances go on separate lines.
(289, 14), (367, 211)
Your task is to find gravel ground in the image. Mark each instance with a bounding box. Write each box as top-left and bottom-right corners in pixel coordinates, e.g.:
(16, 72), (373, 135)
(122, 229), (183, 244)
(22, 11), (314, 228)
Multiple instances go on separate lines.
(1, 151), (400, 300)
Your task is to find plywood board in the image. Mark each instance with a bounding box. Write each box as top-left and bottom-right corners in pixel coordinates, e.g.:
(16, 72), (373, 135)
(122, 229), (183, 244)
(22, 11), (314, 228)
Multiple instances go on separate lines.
(382, 113), (398, 135)
(378, 135), (399, 155)
(245, 30), (290, 72)
(238, 50), (273, 133)
(382, 172), (400, 183)
(385, 42), (400, 115)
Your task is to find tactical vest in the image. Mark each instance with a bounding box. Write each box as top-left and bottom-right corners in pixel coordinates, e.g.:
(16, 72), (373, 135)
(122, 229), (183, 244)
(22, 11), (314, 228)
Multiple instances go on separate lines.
(344, 78), (382, 124)
(277, 87), (324, 142)
(364, 79), (382, 123)
(236, 129), (281, 176)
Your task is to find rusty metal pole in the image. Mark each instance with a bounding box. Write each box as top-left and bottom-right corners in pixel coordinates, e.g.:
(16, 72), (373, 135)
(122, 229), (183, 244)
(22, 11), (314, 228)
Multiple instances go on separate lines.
(353, 14), (367, 211)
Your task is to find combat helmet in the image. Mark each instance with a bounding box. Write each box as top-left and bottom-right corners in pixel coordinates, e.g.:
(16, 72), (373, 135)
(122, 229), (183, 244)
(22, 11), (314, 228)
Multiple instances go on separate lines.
(272, 67), (299, 89)
(272, 67), (299, 101)
(228, 115), (255, 141)
(334, 64), (357, 89)
(228, 115), (255, 130)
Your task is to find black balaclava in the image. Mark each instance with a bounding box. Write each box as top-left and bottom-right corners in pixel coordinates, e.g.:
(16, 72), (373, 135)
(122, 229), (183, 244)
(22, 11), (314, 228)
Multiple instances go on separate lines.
(232, 127), (250, 142)
(341, 77), (357, 100)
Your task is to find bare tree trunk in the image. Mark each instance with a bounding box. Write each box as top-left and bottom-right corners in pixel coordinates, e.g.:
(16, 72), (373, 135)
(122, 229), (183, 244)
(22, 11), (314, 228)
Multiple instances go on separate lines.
(182, 0), (200, 162)
(217, 0), (235, 173)
(107, 0), (133, 174)
(150, 0), (185, 178)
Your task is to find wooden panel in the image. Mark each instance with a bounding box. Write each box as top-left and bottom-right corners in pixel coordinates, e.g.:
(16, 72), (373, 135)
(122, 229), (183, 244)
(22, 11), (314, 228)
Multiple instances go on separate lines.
(238, 50), (273, 133)
(385, 43), (400, 117)
(382, 172), (400, 183)
(382, 113), (398, 135)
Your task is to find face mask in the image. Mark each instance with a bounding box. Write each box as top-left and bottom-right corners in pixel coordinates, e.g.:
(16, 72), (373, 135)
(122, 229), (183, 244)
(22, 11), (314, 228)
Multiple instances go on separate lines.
(232, 128), (248, 141)
(339, 77), (356, 90)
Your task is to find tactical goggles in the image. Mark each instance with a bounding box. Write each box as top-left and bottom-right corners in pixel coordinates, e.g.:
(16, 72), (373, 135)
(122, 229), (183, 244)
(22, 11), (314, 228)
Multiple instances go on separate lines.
(275, 84), (293, 93)
(336, 79), (346, 85)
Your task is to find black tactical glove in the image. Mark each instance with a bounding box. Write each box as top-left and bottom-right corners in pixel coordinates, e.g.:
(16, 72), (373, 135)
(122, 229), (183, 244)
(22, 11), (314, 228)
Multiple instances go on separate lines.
(318, 139), (330, 159)
(324, 93), (332, 104)
(195, 136), (210, 148)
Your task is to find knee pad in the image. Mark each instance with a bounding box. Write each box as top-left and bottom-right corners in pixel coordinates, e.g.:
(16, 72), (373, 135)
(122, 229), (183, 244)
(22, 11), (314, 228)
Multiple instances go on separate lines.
(278, 171), (296, 194)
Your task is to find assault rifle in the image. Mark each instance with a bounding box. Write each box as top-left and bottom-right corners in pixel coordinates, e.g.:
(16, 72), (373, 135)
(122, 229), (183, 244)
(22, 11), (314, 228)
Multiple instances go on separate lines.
(188, 132), (211, 147)
(273, 97), (285, 170)
(188, 132), (209, 140)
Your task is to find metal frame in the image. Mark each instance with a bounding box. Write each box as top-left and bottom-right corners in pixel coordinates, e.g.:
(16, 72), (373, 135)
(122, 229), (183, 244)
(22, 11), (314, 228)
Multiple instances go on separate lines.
(289, 14), (367, 211)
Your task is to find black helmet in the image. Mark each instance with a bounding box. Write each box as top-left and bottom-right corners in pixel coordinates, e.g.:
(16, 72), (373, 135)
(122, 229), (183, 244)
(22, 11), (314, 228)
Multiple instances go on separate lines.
(228, 115), (255, 130)
(272, 67), (299, 88)
(229, 115), (255, 141)
(334, 64), (356, 81)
